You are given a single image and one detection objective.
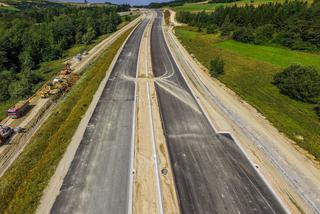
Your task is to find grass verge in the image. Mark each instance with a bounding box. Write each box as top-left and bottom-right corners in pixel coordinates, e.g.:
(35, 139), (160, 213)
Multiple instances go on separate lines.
(175, 26), (320, 159)
(0, 26), (134, 214)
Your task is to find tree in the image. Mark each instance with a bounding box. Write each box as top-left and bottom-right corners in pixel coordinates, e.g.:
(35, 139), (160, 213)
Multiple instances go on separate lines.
(0, 50), (7, 70)
(233, 27), (254, 43)
(254, 24), (274, 44)
(315, 106), (320, 118)
(273, 64), (320, 103)
(19, 49), (36, 71)
(209, 56), (225, 77)
(0, 77), (10, 102)
(220, 15), (234, 36)
(9, 78), (32, 99)
(207, 24), (218, 34)
(82, 27), (96, 45)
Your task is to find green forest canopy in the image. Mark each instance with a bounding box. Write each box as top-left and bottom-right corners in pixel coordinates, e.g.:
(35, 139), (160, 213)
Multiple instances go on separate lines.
(0, 6), (122, 102)
(176, 0), (320, 51)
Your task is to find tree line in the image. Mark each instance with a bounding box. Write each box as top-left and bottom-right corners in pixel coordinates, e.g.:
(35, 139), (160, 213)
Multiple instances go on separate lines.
(146, 0), (204, 8)
(176, 0), (320, 51)
(0, 6), (121, 102)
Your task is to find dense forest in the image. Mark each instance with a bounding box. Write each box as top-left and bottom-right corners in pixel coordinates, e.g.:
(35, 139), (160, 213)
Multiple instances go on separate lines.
(0, 6), (122, 102)
(177, 0), (320, 51)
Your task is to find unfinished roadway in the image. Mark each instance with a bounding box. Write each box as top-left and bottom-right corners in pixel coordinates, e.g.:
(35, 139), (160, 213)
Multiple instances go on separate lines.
(45, 10), (288, 214)
(50, 18), (149, 214)
(151, 11), (287, 214)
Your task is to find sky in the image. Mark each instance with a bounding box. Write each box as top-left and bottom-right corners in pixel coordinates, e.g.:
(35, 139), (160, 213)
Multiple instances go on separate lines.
(63, 0), (171, 5)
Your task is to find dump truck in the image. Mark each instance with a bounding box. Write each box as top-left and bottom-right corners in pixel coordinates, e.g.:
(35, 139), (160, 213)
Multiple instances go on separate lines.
(7, 100), (29, 119)
(0, 125), (13, 144)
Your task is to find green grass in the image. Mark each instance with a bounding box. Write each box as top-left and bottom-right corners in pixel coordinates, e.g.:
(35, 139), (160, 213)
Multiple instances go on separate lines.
(172, 0), (312, 12)
(0, 26), (134, 214)
(175, 26), (320, 159)
(0, 5), (19, 11)
(215, 40), (320, 68)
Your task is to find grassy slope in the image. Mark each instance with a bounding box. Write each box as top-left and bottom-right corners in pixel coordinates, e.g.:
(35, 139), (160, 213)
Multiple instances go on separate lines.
(0, 5), (19, 11)
(175, 26), (320, 159)
(215, 40), (320, 68)
(0, 26), (133, 214)
(172, 0), (312, 12)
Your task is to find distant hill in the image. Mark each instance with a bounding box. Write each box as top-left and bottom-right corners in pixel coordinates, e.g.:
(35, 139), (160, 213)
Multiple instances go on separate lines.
(0, 0), (65, 11)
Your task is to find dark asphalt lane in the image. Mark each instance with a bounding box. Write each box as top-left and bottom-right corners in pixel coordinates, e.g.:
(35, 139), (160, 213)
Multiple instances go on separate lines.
(151, 11), (286, 214)
(50, 19), (149, 214)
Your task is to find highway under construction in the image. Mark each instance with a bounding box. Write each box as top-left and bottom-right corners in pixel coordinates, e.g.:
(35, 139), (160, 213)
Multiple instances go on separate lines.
(39, 10), (289, 214)
(1, 8), (315, 214)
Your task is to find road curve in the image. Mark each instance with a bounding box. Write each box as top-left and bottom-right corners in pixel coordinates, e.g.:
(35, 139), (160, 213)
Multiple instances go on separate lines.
(151, 11), (287, 214)
(50, 19), (149, 214)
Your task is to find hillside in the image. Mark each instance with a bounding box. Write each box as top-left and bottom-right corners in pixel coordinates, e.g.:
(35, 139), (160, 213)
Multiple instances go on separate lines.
(172, 0), (314, 11)
(0, 0), (65, 11)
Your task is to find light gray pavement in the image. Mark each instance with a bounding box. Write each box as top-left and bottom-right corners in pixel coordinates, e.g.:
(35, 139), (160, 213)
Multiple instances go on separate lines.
(50, 19), (149, 214)
(151, 11), (287, 214)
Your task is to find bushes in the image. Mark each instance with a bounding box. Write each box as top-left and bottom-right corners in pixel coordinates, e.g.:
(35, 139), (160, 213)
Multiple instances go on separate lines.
(206, 24), (218, 34)
(254, 24), (274, 44)
(274, 64), (320, 103)
(176, 1), (320, 50)
(232, 27), (254, 43)
(209, 56), (224, 77)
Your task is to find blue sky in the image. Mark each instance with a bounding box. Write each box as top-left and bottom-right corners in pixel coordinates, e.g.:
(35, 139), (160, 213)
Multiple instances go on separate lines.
(64, 0), (170, 5)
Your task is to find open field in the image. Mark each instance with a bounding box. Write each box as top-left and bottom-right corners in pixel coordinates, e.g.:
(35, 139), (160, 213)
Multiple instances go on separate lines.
(0, 27), (133, 214)
(175, 26), (320, 159)
(172, 0), (313, 12)
(215, 40), (320, 68)
(0, 5), (19, 11)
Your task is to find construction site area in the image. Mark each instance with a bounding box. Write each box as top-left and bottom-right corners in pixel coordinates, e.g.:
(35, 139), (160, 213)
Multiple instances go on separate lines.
(0, 17), (141, 177)
(0, 7), (320, 214)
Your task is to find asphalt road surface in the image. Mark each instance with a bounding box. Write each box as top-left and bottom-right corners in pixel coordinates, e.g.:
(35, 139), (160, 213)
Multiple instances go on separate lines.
(50, 19), (148, 214)
(151, 11), (286, 214)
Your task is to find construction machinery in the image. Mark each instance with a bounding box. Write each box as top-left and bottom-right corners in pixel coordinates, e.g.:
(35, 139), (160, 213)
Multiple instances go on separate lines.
(39, 63), (78, 99)
(40, 80), (68, 98)
(7, 100), (29, 119)
(0, 125), (13, 144)
(59, 63), (72, 75)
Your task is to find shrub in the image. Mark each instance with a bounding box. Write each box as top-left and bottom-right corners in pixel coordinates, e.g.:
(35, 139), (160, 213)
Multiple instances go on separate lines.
(233, 27), (254, 43)
(273, 64), (320, 103)
(220, 17), (235, 36)
(254, 24), (274, 44)
(209, 56), (224, 77)
(9, 78), (32, 99)
(206, 24), (218, 34)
